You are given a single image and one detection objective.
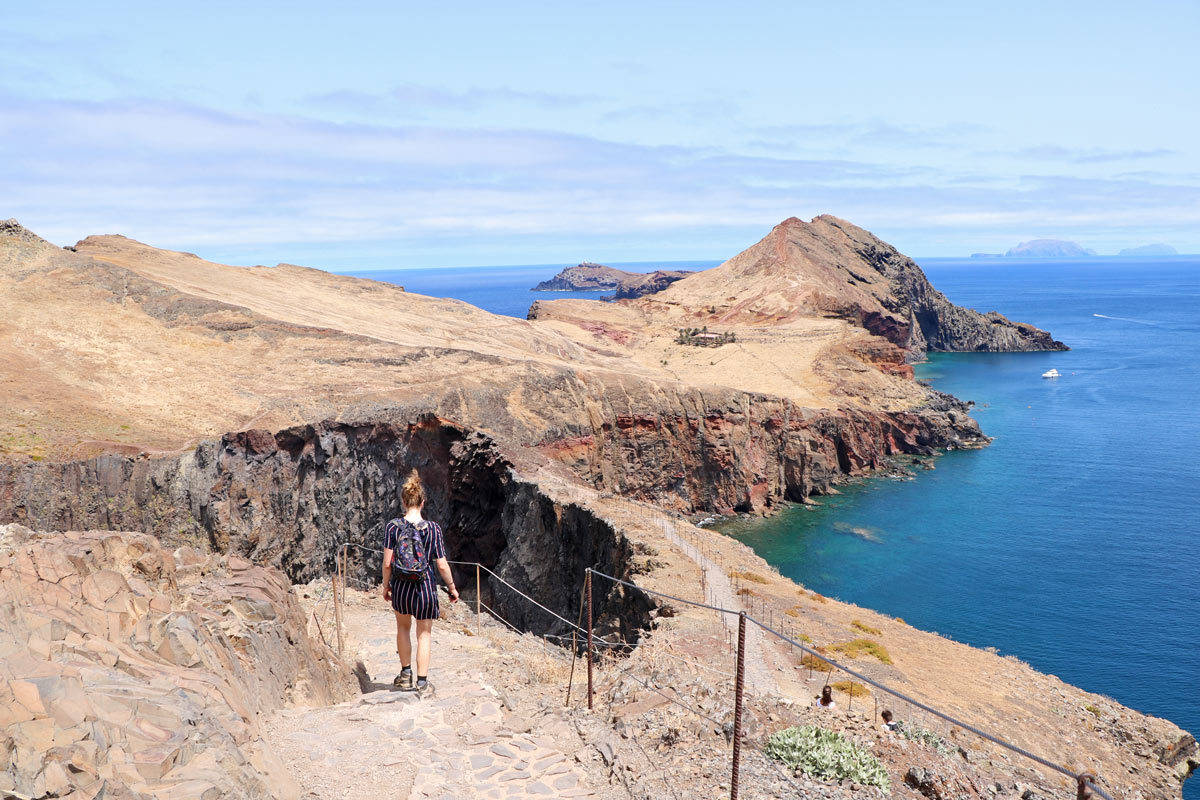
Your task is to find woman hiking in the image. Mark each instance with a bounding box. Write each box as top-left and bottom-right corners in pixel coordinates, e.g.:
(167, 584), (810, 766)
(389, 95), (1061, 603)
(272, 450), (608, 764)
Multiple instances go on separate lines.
(382, 469), (459, 691)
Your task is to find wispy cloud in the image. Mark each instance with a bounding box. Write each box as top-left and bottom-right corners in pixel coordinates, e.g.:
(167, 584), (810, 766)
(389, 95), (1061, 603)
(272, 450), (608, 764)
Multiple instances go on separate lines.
(2, 95), (1197, 259)
(985, 145), (1176, 164)
(306, 83), (595, 116)
(750, 120), (988, 152)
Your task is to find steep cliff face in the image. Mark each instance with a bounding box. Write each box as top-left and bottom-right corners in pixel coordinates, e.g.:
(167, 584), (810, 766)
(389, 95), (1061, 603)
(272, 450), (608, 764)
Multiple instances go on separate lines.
(841, 221), (1067, 353)
(0, 417), (649, 641)
(536, 387), (984, 514)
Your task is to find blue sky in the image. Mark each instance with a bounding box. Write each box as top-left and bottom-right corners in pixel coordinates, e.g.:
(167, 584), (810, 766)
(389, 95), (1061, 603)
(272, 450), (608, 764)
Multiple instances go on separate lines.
(3, 1), (1197, 267)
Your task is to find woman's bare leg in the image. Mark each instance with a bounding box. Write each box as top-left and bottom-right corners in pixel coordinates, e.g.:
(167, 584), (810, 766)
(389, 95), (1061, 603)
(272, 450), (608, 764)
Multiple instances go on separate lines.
(395, 611), (413, 667)
(415, 618), (434, 676)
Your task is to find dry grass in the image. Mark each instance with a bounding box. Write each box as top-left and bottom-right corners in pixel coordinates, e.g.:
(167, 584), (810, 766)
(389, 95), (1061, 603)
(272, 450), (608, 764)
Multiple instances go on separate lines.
(737, 587), (756, 597)
(808, 592), (828, 604)
(851, 620), (881, 636)
(482, 626), (575, 684)
(732, 570), (768, 584)
(827, 638), (893, 665)
(785, 606), (804, 618)
(800, 652), (835, 673)
(832, 680), (870, 698)
(1084, 704), (1102, 717)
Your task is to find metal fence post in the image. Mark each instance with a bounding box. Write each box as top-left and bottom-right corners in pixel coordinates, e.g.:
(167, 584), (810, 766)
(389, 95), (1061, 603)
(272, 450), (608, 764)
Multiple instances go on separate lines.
(475, 563), (481, 632)
(586, 568), (594, 711)
(731, 611), (746, 800)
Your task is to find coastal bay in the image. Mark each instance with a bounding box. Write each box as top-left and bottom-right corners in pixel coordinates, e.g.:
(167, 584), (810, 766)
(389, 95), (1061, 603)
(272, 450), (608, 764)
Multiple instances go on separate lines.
(717, 256), (1200, 800)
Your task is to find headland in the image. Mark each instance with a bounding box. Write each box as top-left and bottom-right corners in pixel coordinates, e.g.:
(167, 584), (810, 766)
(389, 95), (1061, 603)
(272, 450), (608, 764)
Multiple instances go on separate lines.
(1, 215), (1193, 800)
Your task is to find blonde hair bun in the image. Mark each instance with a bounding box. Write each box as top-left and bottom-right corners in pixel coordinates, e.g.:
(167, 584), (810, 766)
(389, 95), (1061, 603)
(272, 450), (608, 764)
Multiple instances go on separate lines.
(401, 468), (425, 509)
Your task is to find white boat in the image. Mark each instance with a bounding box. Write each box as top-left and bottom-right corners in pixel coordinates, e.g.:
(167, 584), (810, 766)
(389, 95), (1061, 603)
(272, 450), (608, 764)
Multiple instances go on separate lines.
(1042, 368), (1060, 378)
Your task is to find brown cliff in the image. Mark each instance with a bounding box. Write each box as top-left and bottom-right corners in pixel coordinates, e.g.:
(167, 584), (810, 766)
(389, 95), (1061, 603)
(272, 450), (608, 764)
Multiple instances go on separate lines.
(642, 216), (1066, 355)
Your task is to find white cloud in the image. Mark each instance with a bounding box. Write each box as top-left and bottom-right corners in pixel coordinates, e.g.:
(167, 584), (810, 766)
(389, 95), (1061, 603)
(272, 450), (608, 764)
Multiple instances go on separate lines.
(3, 95), (1198, 259)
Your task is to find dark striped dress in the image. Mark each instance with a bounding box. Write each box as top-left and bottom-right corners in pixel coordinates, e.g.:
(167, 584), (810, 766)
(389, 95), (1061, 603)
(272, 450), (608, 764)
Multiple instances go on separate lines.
(384, 519), (446, 620)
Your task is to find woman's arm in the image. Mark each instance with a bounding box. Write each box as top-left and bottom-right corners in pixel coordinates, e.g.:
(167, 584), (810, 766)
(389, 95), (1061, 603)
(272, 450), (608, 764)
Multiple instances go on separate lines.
(382, 548), (393, 601)
(435, 557), (459, 602)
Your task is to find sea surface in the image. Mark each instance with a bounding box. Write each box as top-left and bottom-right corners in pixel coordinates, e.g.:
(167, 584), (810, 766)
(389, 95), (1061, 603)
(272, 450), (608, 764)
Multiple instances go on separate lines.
(343, 260), (720, 319)
(344, 256), (1200, 795)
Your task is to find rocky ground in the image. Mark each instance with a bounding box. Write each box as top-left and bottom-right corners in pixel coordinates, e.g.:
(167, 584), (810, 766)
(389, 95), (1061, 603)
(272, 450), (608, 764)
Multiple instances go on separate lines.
(4, 512), (1196, 799)
(0, 524), (356, 799)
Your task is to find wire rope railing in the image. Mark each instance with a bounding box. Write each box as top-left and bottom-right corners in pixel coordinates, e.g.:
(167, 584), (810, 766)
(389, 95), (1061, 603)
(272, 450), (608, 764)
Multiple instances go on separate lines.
(585, 566), (1114, 800)
(329, 540), (1114, 800)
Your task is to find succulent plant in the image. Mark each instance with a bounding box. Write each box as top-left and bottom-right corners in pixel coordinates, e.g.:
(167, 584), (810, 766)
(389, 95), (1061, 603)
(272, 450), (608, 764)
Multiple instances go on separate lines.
(764, 725), (890, 791)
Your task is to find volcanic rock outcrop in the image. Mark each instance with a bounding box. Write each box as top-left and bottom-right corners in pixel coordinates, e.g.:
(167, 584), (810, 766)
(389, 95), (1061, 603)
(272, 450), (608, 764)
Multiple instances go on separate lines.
(633, 216), (1067, 354)
(532, 262), (693, 299)
(1, 219), (988, 519)
(0, 524), (356, 799)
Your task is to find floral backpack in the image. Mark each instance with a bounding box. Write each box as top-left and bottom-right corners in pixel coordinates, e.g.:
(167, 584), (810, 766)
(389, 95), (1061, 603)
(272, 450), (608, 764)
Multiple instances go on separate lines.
(387, 518), (429, 581)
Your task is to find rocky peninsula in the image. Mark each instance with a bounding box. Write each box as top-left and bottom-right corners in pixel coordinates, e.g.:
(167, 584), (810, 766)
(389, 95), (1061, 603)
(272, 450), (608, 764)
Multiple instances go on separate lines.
(1, 216), (1194, 799)
(532, 262), (693, 299)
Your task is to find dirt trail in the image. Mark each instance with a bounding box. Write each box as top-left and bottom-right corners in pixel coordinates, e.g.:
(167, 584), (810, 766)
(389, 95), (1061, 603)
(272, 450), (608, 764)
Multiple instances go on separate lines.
(264, 595), (606, 800)
(657, 521), (775, 696)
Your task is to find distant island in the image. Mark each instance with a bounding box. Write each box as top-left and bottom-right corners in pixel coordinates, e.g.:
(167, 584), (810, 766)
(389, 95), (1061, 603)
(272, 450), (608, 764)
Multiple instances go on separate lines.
(532, 262), (693, 299)
(1006, 239), (1097, 257)
(1119, 243), (1178, 256)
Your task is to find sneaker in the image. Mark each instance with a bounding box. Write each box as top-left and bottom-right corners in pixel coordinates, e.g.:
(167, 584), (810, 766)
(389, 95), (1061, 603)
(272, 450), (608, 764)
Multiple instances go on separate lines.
(415, 677), (430, 694)
(394, 668), (414, 691)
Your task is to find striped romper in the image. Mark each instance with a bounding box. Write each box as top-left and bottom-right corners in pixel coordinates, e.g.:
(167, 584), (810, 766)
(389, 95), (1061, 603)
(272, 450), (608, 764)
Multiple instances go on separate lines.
(384, 519), (447, 621)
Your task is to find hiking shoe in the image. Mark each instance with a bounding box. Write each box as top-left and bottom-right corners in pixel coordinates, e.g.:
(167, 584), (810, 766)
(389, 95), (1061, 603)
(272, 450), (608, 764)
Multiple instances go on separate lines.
(415, 678), (432, 695)
(394, 669), (414, 691)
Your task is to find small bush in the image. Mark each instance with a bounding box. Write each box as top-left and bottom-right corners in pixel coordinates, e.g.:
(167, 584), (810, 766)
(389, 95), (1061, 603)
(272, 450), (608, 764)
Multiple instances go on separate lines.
(764, 725), (889, 790)
(896, 722), (955, 755)
(1084, 704), (1102, 717)
(893, 617), (906, 625)
(799, 652), (834, 672)
(828, 638), (893, 665)
(831, 680), (869, 698)
(809, 592), (828, 604)
(784, 606), (803, 618)
(737, 587), (756, 596)
(851, 620), (881, 636)
(732, 570), (768, 584)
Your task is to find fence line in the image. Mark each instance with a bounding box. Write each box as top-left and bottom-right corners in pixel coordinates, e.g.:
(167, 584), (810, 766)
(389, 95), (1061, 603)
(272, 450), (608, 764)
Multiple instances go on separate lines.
(331, 542), (1112, 800)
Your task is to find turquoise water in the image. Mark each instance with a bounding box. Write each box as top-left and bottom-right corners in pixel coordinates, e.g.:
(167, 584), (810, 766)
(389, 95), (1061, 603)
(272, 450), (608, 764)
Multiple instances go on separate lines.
(348, 255), (1199, 794)
(719, 257), (1200, 795)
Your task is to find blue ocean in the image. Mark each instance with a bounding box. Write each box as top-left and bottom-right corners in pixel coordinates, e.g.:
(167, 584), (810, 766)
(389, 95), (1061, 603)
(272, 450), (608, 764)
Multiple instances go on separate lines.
(344, 256), (1200, 796)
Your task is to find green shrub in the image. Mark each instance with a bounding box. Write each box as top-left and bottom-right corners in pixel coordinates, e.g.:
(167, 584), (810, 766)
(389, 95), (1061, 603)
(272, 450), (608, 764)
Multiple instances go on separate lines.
(896, 722), (955, 755)
(851, 620), (881, 636)
(764, 725), (890, 790)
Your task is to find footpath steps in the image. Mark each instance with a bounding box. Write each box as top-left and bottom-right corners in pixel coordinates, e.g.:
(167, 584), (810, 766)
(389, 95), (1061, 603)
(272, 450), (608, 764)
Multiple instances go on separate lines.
(264, 605), (600, 800)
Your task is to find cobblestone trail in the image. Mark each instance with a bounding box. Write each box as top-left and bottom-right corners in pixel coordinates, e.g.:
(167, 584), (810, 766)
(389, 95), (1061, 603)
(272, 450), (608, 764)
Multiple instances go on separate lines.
(265, 605), (598, 800)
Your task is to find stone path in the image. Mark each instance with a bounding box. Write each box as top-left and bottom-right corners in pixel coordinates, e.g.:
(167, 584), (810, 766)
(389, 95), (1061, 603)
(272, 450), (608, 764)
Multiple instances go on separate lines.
(264, 607), (597, 800)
